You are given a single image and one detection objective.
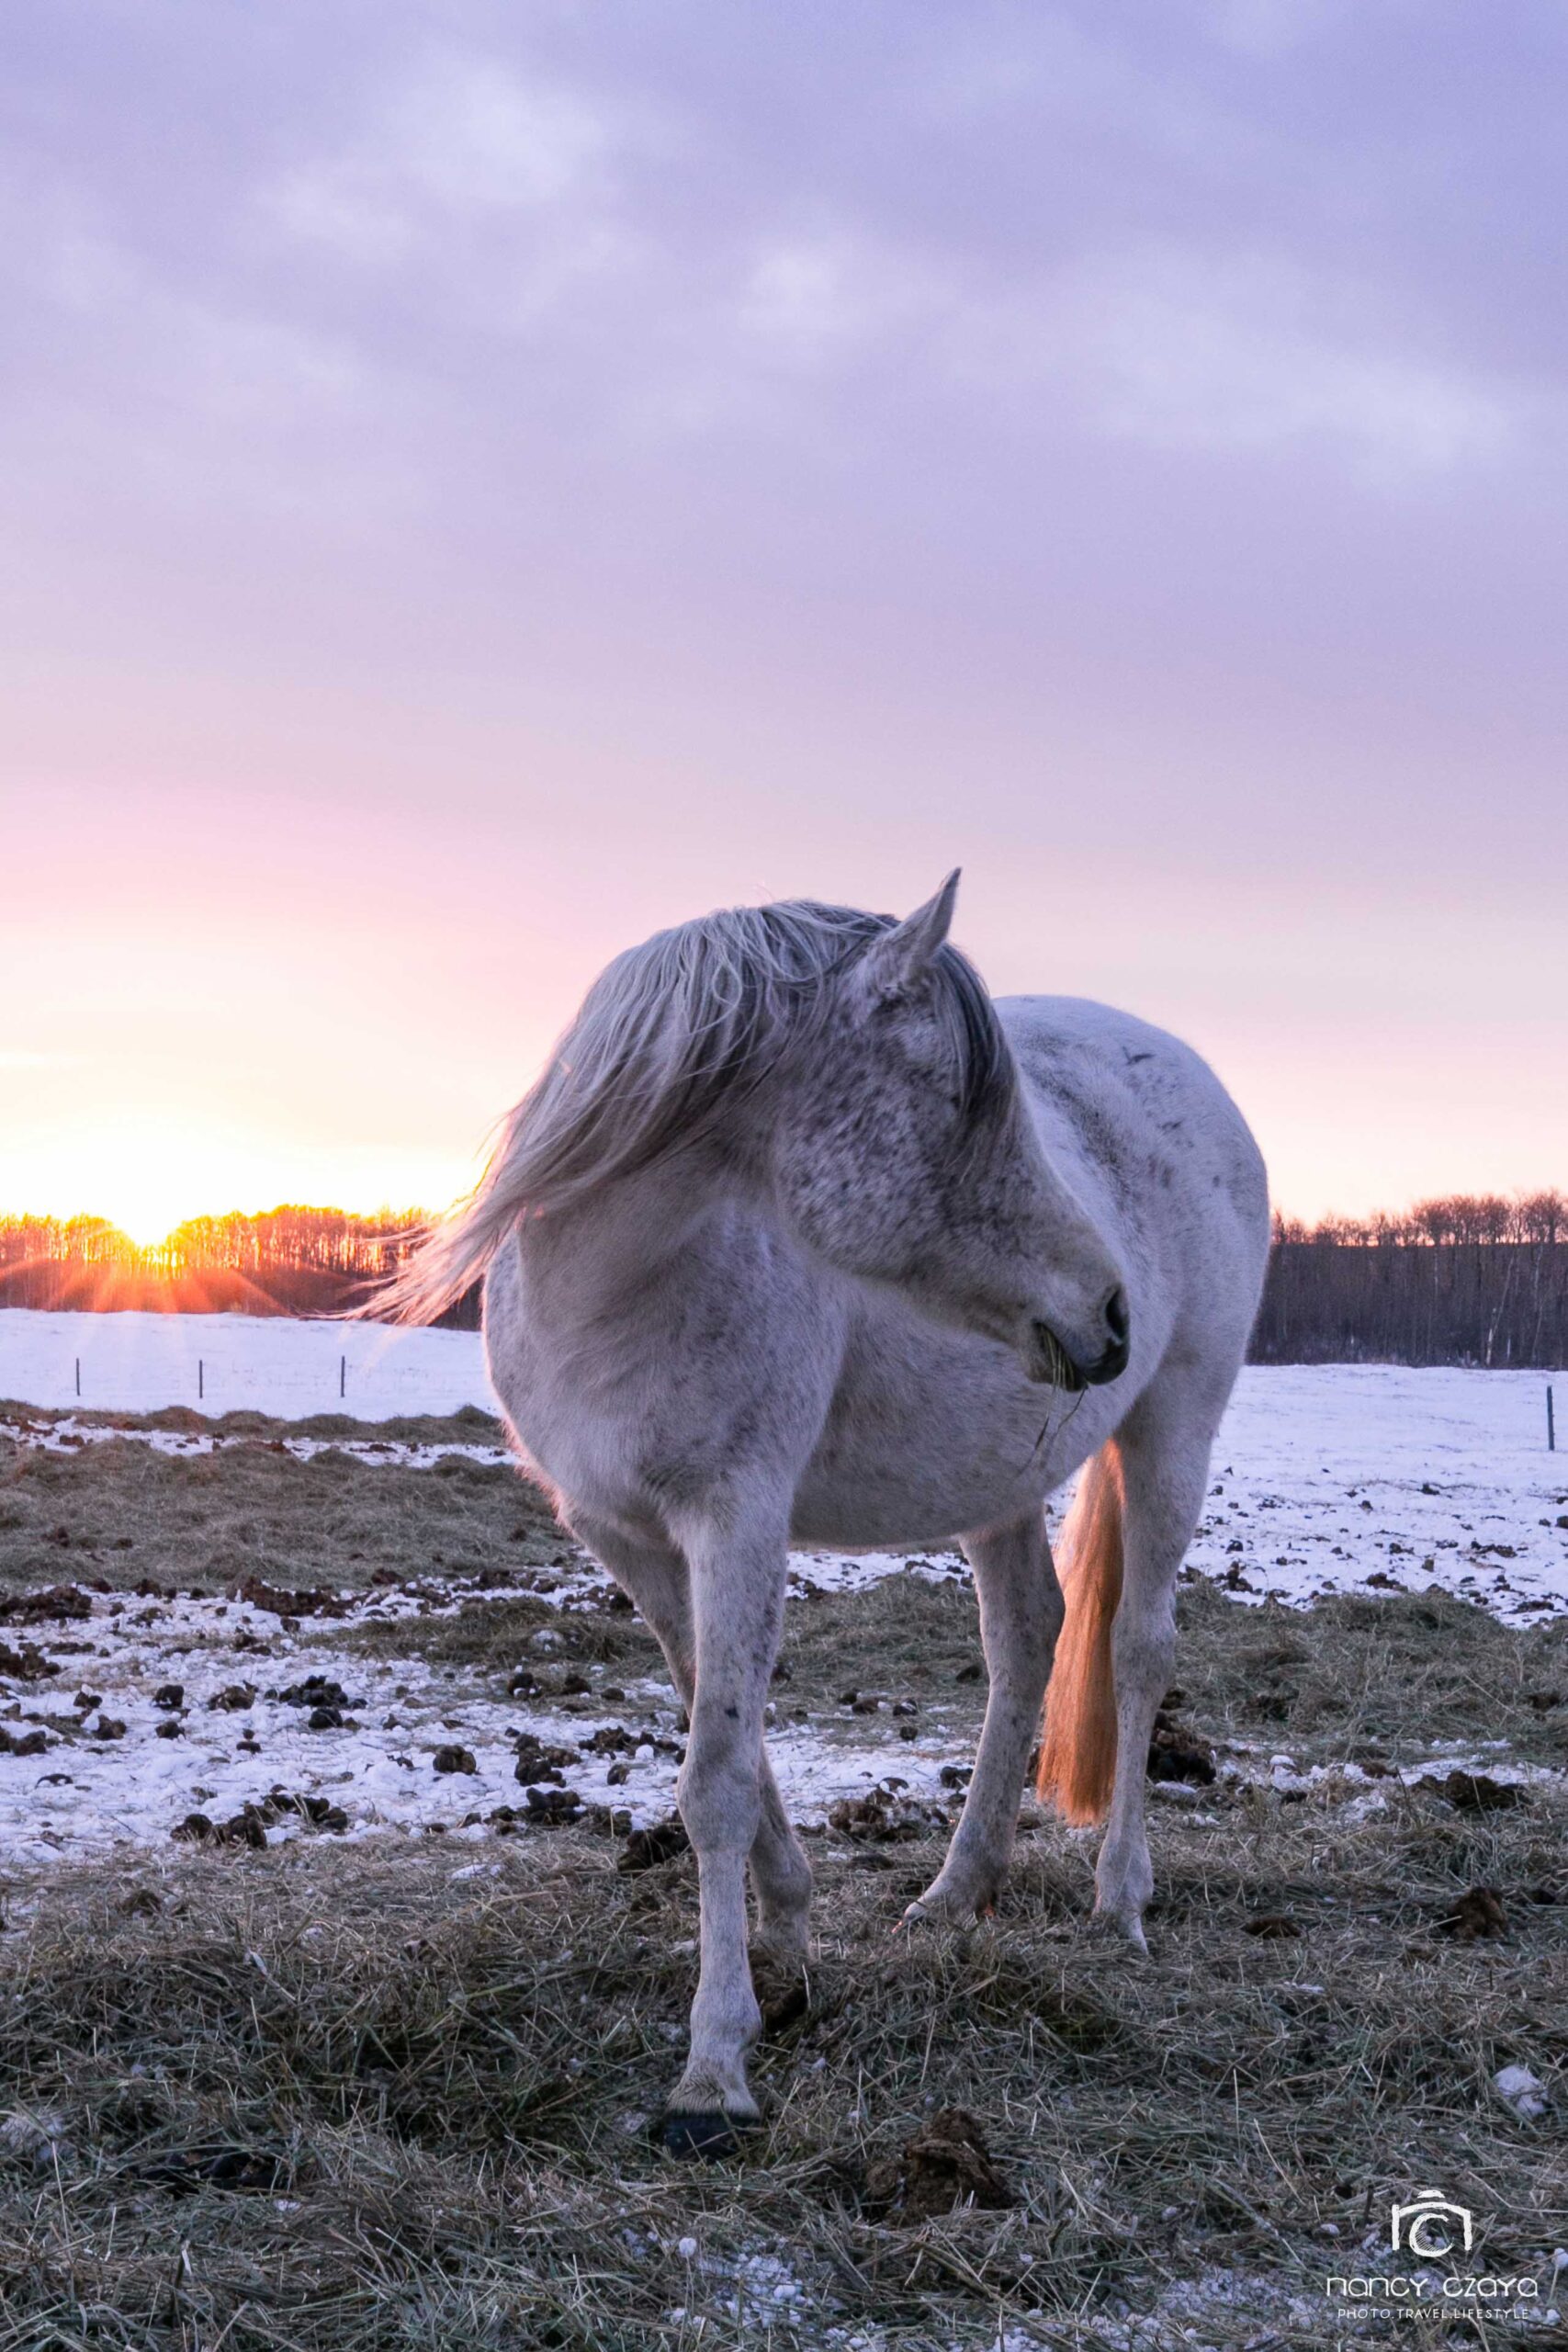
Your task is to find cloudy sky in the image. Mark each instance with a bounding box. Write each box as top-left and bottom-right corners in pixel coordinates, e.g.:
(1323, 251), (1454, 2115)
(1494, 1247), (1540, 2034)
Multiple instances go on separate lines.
(4, 0), (1564, 1238)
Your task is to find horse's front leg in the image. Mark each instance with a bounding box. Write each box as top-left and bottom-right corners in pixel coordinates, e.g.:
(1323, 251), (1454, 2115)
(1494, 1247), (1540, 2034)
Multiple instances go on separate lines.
(564, 1508), (813, 1962)
(661, 1500), (790, 2158)
(902, 1509), (1061, 1925)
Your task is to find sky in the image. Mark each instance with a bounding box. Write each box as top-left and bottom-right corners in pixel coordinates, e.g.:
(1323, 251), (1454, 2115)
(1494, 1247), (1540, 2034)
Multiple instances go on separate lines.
(3, 0), (1565, 1243)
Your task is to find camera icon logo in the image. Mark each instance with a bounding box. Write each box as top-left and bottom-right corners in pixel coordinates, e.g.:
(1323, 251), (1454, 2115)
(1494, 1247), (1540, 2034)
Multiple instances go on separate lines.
(1390, 2189), (1473, 2258)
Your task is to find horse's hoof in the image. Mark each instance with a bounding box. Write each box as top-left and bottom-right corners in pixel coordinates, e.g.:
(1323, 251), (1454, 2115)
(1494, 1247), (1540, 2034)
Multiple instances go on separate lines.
(659, 2109), (754, 2162)
(1090, 1906), (1150, 1955)
(898, 1886), (996, 1931)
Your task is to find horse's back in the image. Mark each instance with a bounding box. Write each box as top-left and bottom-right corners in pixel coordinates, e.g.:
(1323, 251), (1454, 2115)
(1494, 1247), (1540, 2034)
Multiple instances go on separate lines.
(996, 994), (1269, 1360)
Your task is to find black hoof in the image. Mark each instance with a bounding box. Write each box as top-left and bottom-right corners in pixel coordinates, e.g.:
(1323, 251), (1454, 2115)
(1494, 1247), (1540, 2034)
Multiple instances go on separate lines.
(659, 2109), (753, 2162)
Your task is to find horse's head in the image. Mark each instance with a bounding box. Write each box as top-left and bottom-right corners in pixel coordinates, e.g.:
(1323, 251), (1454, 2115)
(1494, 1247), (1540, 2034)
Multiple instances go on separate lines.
(771, 874), (1131, 1390)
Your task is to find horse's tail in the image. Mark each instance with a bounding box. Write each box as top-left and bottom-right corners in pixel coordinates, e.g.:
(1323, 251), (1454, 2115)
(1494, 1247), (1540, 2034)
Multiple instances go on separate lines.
(1036, 1440), (1124, 1826)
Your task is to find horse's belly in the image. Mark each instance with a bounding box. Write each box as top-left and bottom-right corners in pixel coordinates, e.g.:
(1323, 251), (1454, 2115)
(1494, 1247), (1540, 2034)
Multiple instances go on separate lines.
(787, 1480), (1015, 1549)
(788, 1452), (1042, 1549)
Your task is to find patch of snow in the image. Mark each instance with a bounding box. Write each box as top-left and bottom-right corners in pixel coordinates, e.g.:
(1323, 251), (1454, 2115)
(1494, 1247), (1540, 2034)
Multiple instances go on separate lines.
(0, 1577), (973, 1870)
(0, 1410), (510, 1471)
(994, 2260), (1364, 2349)
(1184, 1363), (1568, 1624)
(1495, 2062), (1551, 2120)
(5, 1565), (1554, 1876)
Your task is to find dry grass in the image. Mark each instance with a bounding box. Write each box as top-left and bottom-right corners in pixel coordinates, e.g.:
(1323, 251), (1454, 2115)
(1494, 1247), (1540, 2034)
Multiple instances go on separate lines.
(0, 1409), (561, 1600)
(1, 1770), (1565, 2351)
(1168, 1574), (1568, 1769)
(3, 1419), (1568, 2346)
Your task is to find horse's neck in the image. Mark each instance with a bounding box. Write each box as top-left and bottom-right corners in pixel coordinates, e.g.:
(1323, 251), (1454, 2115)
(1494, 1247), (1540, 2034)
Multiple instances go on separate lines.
(516, 1149), (764, 1335)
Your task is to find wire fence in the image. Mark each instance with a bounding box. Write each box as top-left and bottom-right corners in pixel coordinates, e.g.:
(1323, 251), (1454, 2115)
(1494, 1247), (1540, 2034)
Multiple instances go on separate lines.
(0, 1312), (497, 1420)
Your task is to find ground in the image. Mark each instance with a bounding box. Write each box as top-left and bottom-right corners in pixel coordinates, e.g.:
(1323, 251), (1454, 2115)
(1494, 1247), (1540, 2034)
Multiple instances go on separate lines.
(1, 1351), (1565, 2348)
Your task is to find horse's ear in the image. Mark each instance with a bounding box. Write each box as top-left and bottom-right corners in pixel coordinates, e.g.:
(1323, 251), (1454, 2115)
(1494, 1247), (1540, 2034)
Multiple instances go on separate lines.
(859, 869), (961, 1006)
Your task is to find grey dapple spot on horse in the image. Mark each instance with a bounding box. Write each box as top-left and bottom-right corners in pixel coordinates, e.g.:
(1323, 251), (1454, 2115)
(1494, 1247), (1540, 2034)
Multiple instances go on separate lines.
(383, 876), (1269, 2155)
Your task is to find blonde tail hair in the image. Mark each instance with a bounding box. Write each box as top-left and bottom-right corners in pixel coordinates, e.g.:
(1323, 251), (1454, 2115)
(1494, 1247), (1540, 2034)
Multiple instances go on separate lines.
(1036, 1440), (1124, 1826)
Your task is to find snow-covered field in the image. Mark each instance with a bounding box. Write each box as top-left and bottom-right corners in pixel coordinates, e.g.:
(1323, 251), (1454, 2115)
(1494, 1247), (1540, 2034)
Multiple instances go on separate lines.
(1191, 1362), (1566, 1617)
(3, 1558), (1559, 1876)
(0, 1310), (1563, 1873)
(0, 1566), (964, 1871)
(0, 1306), (496, 1419)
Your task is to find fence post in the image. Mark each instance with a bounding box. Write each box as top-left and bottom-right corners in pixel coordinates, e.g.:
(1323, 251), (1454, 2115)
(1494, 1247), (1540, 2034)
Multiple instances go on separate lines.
(340, 1353), (346, 1400)
(74, 1356), (80, 1399)
(198, 1359), (203, 1403)
(1550, 1385), (1557, 1453)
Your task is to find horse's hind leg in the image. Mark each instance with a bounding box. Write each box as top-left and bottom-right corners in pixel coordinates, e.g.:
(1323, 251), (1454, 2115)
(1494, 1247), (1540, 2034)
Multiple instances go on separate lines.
(902, 1509), (1062, 1926)
(567, 1510), (813, 1962)
(1094, 1374), (1224, 1951)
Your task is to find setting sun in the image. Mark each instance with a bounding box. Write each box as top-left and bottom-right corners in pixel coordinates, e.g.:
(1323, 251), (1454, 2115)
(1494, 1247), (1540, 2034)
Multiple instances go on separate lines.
(0, 1098), (482, 1259)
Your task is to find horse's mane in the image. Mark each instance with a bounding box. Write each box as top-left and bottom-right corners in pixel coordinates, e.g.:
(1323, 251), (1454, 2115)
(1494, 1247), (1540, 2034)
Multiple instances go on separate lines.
(373, 899), (1014, 1323)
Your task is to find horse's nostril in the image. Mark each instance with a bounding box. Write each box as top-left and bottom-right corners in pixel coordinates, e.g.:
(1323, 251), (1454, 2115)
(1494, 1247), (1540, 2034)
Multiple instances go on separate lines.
(1105, 1286), (1130, 1345)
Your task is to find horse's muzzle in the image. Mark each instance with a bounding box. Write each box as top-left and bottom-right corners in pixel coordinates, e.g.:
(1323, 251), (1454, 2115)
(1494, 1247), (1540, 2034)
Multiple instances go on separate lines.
(1025, 1304), (1130, 1390)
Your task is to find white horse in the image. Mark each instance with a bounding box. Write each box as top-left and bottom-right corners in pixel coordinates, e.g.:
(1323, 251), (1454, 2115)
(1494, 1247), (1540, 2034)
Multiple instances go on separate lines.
(389, 876), (1269, 2156)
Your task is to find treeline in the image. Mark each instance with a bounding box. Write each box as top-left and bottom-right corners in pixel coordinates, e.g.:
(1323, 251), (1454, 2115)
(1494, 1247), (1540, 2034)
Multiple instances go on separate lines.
(1, 1194), (1563, 1364)
(1271, 1193), (1565, 1249)
(1254, 1193), (1567, 1368)
(0, 1209), (480, 1329)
